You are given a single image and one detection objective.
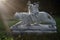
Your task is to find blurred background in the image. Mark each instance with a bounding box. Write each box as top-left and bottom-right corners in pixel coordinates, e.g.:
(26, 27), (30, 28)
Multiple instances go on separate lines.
(0, 0), (60, 19)
(0, 0), (60, 40)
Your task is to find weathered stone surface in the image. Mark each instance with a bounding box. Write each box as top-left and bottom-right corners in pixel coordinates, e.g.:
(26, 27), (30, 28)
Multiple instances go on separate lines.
(10, 1), (57, 34)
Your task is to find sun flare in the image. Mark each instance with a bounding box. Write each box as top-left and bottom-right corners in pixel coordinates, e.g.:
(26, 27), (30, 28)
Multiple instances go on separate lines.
(0, 0), (6, 2)
(0, 0), (5, 1)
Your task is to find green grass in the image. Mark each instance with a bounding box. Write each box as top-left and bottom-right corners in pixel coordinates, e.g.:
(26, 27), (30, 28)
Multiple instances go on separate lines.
(0, 19), (5, 31)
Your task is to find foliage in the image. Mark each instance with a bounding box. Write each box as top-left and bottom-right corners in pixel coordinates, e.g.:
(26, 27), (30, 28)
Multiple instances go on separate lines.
(55, 16), (60, 33)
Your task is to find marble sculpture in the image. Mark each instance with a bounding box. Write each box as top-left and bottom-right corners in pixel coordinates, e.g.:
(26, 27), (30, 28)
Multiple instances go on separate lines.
(10, 1), (57, 34)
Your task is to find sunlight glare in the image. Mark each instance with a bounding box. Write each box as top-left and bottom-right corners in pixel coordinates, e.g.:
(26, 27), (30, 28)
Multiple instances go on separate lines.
(0, 0), (6, 2)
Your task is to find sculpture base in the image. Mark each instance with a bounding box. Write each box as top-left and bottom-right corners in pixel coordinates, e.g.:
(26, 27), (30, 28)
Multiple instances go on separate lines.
(10, 24), (57, 34)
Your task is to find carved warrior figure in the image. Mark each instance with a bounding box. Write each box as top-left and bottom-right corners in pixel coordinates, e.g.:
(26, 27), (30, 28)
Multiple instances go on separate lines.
(27, 1), (40, 24)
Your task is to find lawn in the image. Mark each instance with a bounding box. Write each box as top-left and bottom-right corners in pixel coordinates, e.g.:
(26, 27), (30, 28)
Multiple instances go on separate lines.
(0, 16), (60, 40)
